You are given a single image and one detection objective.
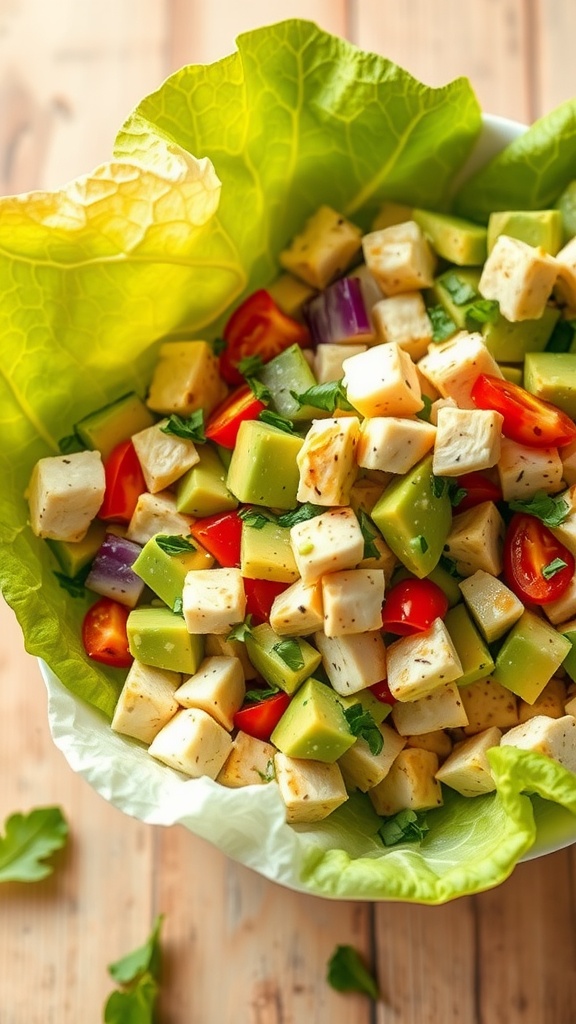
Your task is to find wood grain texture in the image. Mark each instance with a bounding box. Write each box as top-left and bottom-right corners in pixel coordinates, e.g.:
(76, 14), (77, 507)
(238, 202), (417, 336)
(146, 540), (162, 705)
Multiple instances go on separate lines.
(1, 1), (576, 1021)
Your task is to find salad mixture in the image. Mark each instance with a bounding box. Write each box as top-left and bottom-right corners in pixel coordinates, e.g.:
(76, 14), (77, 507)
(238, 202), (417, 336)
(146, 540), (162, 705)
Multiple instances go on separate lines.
(3, 20), (576, 901)
(26, 193), (576, 829)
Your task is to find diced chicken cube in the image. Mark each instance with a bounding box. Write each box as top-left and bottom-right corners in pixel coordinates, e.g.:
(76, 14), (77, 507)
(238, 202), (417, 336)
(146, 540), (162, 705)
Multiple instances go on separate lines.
(314, 631), (388, 696)
(348, 477), (388, 516)
(338, 722), (406, 792)
(296, 417), (360, 506)
(372, 291), (433, 360)
(28, 450), (105, 542)
(435, 727), (502, 797)
(131, 420), (199, 493)
(290, 507), (364, 584)
(274, 752), (348, 822)
(342, 342), (424, 417)
(321, 569), (385, 636)
(391, 682), (469, 736)
(479, 235), (558, 321)
(518, 678), (567, 723)
(432, 407), (503, 477)
(357, 416), (436, 475)
(148, 707), (233, 779)
(497, 436), (563, 501)
(111, 662), (181, 744)
(443, 501), (505, 578)
(362, 221), (436, 295)
(216, 731), (276, 788)
(542, 574), (576, 626)
(458, 678), (519, 735)
(269, 578), (324, 636)
(417, 331), (503, 409)
(175, 655), (245, 730)
(500, 714), (576, 773)
(182, 568), (246, 634)
(459, 569), (524, 643)
(279, 206), (362, 289)
(205, 633), (258, 679)
(386, 618), (463, 702)
(146, 340), (227, 417)
(405, 730), (453, 760)
(314, 343), (367, 384)
(126, 489), (194, 545)
(554, 236), (576, 306)
(369, 748), (443, 816)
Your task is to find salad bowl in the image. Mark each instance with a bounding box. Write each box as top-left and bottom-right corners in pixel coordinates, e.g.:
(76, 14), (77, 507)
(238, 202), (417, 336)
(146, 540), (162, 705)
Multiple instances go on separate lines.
(2, 19), (576, 902)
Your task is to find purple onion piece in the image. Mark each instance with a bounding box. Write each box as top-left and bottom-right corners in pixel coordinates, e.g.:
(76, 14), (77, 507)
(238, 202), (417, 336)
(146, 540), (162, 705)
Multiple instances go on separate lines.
(304, 276), (373, 346)
(86, 533), (144, 608)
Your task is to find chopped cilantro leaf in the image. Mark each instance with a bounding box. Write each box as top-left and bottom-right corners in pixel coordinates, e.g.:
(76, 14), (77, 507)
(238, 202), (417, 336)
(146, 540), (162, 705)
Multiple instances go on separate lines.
(358, 510), (381, 560)
(238, 507), (273, 529)
(155, 535), (196, 555)
(508, 490), (570, 527)
(237, 353), (265, 377)
(442, 271), (478, 305)
(247, 376), (271, 402)
(343, 703), (383, 755)
(290, 379), (353, 413)
(227, 617), (253, 642)
(161, 410), (206, 443)
(244, 686), (280, 702)
(465, 298), (499, 330)
(428, 305), (457, 343)
(210, 336), (227, 356)
(416, 394), (433, 422)
(378, 808), (430, 847)
(276, 503), (323, 528)
(326, 945), (379, 1000)
(272, 639), (305, 671)
(53, 565), (91, 598)
(542, 557), (569, 580)
(258, 409), (298, 434)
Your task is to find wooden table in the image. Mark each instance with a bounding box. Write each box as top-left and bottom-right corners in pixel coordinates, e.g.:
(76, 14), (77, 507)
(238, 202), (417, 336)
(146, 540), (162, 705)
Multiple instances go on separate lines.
(1, 3), (576, 1021)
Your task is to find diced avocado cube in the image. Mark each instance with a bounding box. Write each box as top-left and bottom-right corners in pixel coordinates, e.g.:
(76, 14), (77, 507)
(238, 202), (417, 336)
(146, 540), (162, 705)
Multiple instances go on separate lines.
(555, 180), (576, 245)
(482, 306), (559, 363)
(46, 519), (107, 578)
(487, 209), (563, 255)
(499, 365), (525, 385)
(176, 445), (238, 516)
(413, 209), (487, 265)
(146, 341), (226, 418)
(132, 536), (213, 608)
(524, 352), (576, 419)
(444, 603), (494, 687)
(267, 273), (317, 321)
(429, 267), (483, 329)
(245, 623), (321, 694)
(226, 421), (303, 510)
(127, 606), (204, 674)
(492, 610), (571, 704)
(74, 392), (155, 460)
(559, 620), (576, 683)
(370, 454), (452, 578)
(257, 344), (323, 421)
(240, 520), (299, 583)
(337, 688), (392, 726)
(270, 677), (355, 762)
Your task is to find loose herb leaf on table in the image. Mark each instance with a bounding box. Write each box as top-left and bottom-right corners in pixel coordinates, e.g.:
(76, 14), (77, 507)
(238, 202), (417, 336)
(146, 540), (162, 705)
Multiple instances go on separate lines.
(0, 806), (69, 883)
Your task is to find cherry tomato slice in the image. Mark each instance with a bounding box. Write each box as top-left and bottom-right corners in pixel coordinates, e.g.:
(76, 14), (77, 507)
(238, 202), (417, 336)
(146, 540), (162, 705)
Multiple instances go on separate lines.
(190, 510), (243, 567)
(503, 512), (575, 605)
(368, 679), (397, 706)
(204, 384), (266, 449)
(98, 439), (147, 524)
(233, 691), (291, 742)
(82, 597), (133, 668)
(244, 578), (290, 624)
(382, 578), (449, 635)
(455, 471), (503, 512)
(220, 289), (310, 385)
(471, 373), (576, 448)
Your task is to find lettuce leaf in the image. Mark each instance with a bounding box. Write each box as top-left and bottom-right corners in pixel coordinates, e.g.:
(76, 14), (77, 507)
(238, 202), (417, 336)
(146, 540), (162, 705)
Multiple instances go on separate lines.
(1, 18), (575, 903)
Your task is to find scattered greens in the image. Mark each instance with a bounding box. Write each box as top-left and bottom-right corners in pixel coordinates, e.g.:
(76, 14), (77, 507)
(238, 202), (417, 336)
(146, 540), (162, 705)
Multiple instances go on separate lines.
(326, 945), (379, 1000)
(291, 380), (353, 414)
(155, 535), (196, 556)
(161, 411), (206, 444)
(226, 618), (253, 643)
(53, 566), (90, 598)
(258, 409), (298, 434)
(238, 508), (272, 530)
(441, 271), (478, 305)
(428, 305), (457, 342)
(0, 807), (68, 883)
(237, 354), (265, 377)
(465, 298), (499, 329)
(542, 557), (569, 580)
(244, 685), (280, 702)
(343, 705), (383, 755)
(247, 377), (271, 403)
(104, 915), (163, 1024)
(378, 809), (430, 847)
(508, 490), (570, 527)
(276, 503), (324, 529)
(358, 511), (381, 561)
(272, 639), (305, 671)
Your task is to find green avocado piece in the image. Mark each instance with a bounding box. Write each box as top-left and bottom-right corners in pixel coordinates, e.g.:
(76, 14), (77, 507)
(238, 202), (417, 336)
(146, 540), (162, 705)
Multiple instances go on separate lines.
(413, 208), (487, 265)
(430, 267), (483, 329)
(257, 343), (323, 421)
(482, 305), (559, 363)
(176, 444), (238, 516)
(555, 180), (576, 245)
(132, 536), (211, 608)
(370, 455), (452, 578)
(499, 365), (524, 385)
(127, 606), (204, 674)
(444, 603), (494, 687)
(74, 392), (155, 460)
(487, 209), (563, 255)
(491, 609), (571, 704)
(226, 420), (303, 510)
(47, 519), (107, 578)
(245, 623), (321, 694)
(523, 352), (576, 418)
(560, 621), (576, 683)
(337, 687), (392, 726)
(270, 677), (356, 762)
(240, 519), (299, 583)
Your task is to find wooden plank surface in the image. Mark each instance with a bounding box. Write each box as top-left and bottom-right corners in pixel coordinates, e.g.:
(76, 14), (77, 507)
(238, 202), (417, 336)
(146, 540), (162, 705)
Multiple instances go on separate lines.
(1, 2), (576, 1021)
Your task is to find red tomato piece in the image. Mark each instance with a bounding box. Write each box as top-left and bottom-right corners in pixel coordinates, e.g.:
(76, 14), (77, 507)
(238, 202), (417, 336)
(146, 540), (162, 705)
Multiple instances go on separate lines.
(190, 510), (243, 567)
(205, 384), (267, 449)
(455, 471), (503, 512)
(233, 691), (291, 742)
(382, 578), (449, 635)
(471, 373), (576, 448)
(244, 578), (290, 624)
(220, 289), (310, 385)
(368, 679), (397, 706)
(98, 439), (147, 524)
(503, 513), (575, 605)
(82, 597), (133, 668)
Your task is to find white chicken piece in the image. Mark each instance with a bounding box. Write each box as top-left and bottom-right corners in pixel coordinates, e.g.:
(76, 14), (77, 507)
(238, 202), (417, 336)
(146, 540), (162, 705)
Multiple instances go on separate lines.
(314, 630), (388, 695)
(443, 501), (505, 578)
(371, 290), (433, 360)
(432, 406), (503, 476)
(386, 618), (463, 702)
(269, 578), (324, 636)
(216, 731), (276, 788)
(279, 205), (362, 289)
(497, 436), (563, 501)
(126, 489), (194, 545)
(175, 656), (245, 730)
(314, 343), (367, 384)
(416, 331), (503, 408)
(391, 682), (469, 736)
(500, 714), (576, 773)
(111, 662), (181, 744)
(458, 569), (524, 643)
(290, 506), (364, 584)
(274, 753), (348, 823)
(321, 568), (385, 636)
(342, 342), (423, 417)
(357, 416), (436, 475)
(296, 417), (360, 506)
(362, 221), (436, 295)
(182, 568), (246, 634)
(368, 748), (443, 816)
(434, 727), (502, 797)
(479, 234), (558, 321)
(148, 707), (233, 779)
(131, 419), (199, 493)
(27, 449), (105, 542)
(338, 722), (407, 792)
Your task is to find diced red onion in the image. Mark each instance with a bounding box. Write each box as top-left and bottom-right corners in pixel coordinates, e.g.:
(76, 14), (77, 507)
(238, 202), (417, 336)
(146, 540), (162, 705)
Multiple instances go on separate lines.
(304, 276), (373, 346)
(86, 533), (145, 608)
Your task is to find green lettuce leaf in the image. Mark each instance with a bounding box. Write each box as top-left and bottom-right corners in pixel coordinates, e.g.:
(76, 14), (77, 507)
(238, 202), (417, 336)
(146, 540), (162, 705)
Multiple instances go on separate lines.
(455, 99), (576, 220)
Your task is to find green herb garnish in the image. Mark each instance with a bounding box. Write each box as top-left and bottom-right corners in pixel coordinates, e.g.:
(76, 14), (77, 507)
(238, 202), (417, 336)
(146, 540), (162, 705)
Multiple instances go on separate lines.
(161, 410), (206, 443)
(378, 808), (430, 847)
(53, 565), (91, 598)
(155, 534), (196, 555)
(343, 704), (383, 755)
(237, 353), (265, 377)
(227, 617), (253, 642)
(465, 298), (499, 330)
(104, 915), (163, 1024)
(238, 507), (273, 529)
(210, 336), (227, 356)
(272, 639), (305, 671)
(247, 376), (271, 402)
(358, 510), (381, 560)
(442, 271), (478, 305)
(416, 393), (433, 422)
(417, 534), (429, 554)
(508, 490), (570, 527)
(542, 557), (569, 580)
(258, 409), (298, 434)
(244, 686), (280, 702)
(290, 378), (353, 413)
(172, 597), (184, 616)
(276, 503), (323, 528)
(0, 806), (68, 883)
(326, 945), (379, 1000)
(428, 305), (457, 343)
